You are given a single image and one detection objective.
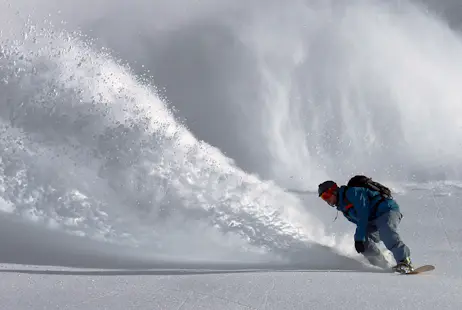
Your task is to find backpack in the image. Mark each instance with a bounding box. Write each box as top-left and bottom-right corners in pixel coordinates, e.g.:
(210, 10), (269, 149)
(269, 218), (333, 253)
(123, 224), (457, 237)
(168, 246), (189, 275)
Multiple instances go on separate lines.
(346, 175), (393, 199)
(342, 175), (393, 220)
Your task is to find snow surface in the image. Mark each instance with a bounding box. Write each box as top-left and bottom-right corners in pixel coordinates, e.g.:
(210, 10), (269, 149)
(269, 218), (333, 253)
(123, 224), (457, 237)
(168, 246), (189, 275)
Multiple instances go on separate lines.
(0, 187), (461, 309)
(1, 0), (462, 309)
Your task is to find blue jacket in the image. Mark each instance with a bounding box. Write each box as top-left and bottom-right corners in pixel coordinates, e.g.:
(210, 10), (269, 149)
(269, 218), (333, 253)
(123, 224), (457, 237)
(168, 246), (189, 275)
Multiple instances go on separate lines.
(336, 186), (400, 241)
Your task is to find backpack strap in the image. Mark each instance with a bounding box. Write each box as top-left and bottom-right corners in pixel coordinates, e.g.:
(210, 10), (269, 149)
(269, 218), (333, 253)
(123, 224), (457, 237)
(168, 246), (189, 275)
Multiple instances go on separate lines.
(369, 196), (386, 220)
(341, 186), (354, 218)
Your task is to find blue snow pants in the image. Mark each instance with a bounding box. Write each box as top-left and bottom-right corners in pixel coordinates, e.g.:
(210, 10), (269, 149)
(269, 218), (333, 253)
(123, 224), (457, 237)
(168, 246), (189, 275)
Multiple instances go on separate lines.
(363, 210), (411, 265)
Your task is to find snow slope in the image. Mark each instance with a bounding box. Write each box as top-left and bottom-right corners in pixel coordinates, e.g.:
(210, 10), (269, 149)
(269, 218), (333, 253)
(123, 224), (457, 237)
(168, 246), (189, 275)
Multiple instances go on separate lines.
(0, 186), (461, 309)
(1, 0), (462, 309)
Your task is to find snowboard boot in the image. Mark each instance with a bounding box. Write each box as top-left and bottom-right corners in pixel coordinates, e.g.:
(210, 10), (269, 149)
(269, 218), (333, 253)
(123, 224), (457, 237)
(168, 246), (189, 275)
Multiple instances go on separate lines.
(392, 257), (414, 274)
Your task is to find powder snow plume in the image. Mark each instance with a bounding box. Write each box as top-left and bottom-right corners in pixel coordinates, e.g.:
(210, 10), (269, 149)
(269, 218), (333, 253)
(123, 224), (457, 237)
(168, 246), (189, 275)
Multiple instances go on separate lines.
(0, 4), (341, 270)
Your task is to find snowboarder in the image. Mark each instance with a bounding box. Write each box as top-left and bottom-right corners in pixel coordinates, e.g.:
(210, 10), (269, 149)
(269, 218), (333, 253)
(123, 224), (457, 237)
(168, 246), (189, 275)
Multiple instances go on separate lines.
(318, 176), (414, 273)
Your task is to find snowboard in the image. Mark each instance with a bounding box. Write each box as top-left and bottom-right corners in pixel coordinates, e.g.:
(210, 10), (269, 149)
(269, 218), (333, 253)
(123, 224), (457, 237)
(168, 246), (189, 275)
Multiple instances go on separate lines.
(396, 264), (435, 275)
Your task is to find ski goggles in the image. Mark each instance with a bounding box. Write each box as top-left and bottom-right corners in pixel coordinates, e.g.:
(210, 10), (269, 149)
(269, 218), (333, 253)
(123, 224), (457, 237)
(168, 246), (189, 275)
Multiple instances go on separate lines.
(320, 190), (334, 201)
(320, 185), (337, 201)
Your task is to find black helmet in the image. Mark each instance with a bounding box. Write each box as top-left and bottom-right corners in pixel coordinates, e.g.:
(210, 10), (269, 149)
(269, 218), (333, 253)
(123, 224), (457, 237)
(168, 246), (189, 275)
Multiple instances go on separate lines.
(318, 180), (337, 196)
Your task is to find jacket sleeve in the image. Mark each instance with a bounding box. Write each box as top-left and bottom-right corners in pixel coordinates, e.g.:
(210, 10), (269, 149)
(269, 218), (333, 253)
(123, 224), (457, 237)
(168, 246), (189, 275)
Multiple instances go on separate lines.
(345, 187), (371, 241)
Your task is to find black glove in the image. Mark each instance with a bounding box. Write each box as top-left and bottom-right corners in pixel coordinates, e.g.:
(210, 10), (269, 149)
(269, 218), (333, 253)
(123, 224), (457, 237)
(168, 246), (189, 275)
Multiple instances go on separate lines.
(355, 241), (365, 253)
